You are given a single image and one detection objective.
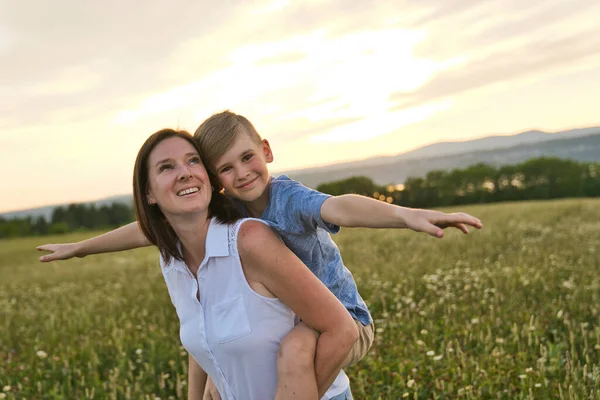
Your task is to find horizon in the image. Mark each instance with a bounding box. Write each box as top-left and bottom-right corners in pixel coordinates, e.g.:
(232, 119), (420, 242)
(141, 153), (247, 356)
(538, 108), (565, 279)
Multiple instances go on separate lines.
(2, 124), (598, 215)
(3, 1), (600, 212)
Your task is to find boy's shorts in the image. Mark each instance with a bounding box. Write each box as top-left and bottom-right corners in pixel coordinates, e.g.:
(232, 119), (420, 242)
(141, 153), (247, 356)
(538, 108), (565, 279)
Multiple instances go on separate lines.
(342, 320), (375, 367)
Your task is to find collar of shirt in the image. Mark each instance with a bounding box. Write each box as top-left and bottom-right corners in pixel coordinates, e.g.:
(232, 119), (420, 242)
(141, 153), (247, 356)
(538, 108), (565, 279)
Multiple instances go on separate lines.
(163, 217), (231, 274)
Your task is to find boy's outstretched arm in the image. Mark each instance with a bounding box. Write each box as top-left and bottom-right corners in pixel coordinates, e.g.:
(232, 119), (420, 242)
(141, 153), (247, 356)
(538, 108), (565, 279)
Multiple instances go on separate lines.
(320, 194), (483, 238)
(37, 222), (151, 262)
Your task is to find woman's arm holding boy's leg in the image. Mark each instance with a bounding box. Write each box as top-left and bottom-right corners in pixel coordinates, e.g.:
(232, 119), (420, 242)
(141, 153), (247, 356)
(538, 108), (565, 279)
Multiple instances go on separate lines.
(276, 323), (319, 399)
(188, 355), (208, 400)
(238, 221), (359, 399)
(37, 221), (151, 262)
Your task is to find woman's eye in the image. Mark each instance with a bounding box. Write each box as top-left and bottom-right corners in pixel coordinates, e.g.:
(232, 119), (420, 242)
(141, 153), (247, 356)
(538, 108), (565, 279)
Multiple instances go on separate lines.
(189, 156), (201, 165)
(159, 164), (173, 172)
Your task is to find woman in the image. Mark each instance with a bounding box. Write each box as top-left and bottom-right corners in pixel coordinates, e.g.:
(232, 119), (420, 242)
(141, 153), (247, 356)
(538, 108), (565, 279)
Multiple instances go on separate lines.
(132, 128), (358, 399)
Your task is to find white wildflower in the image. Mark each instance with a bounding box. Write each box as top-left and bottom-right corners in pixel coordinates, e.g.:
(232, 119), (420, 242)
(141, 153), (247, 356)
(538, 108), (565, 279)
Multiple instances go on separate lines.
(562, 280), (575, 289)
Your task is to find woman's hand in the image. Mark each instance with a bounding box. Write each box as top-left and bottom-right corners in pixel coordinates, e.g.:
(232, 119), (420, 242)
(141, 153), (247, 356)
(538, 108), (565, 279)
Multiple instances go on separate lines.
(37, 243), (82, 262)
(202, 377), (221, 400)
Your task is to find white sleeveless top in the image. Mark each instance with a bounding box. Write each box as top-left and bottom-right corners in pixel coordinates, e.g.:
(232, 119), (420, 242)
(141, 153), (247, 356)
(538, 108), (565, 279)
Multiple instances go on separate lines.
(160, 217), (350, 400)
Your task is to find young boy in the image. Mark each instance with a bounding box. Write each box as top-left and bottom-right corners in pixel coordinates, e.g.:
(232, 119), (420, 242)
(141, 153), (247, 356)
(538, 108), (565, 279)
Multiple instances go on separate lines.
(38, 111), (482, 399)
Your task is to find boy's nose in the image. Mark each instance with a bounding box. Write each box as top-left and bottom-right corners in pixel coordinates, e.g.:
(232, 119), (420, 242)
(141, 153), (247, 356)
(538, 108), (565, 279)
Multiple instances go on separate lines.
(236, 167), (250, 180)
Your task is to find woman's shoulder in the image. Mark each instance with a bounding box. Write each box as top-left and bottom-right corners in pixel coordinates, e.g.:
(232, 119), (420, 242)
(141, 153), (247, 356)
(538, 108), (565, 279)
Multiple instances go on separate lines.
(235, 218), (278, 255)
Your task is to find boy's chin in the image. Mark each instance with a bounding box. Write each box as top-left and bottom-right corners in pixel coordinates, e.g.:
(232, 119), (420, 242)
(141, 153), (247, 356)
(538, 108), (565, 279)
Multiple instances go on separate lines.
(238, 192), (262, 202)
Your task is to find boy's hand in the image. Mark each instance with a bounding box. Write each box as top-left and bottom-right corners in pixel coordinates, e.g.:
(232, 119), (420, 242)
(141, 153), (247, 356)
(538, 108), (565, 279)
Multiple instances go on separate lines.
(37, 243), (82, 262)
(405, 209), (483, 238)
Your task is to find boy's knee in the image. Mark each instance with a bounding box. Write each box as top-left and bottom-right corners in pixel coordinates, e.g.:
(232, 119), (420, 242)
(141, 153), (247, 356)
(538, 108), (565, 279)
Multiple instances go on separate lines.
(277, 325), (318, 375)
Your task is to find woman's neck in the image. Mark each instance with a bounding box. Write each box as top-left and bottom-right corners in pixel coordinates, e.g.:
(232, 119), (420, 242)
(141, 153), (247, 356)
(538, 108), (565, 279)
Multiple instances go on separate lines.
(167, 213), (210, 274)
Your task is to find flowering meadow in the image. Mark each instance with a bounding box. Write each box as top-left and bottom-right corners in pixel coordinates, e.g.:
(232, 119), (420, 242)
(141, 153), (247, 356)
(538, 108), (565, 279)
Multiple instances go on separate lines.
(1, 198), (599, 399)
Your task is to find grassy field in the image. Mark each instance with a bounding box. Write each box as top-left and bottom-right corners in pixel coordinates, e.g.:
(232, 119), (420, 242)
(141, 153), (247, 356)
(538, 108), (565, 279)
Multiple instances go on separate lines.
(1, 198), (599, 399)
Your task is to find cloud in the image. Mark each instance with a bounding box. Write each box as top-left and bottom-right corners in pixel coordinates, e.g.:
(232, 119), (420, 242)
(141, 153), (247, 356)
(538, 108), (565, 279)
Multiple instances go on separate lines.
(265, 115), (365, 143)
(0, 0), (259, 129)
(386, 0), (600, 112)
(309, 100), (453, 143)
(389, 29), (600, 110)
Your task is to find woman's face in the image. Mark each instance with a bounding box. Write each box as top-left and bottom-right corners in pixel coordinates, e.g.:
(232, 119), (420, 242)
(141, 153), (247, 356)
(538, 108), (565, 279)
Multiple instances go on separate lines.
(146, 136), (212, 218)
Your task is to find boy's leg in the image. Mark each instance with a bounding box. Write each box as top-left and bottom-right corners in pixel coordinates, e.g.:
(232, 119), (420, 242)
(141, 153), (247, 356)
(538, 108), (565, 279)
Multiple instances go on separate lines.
(341, 320), (375, 367)
(275, 322), (319, 400)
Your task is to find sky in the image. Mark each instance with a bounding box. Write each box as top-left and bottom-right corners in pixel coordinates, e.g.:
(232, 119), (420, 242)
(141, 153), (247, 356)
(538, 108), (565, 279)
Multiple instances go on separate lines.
(2, 0), (600, 213)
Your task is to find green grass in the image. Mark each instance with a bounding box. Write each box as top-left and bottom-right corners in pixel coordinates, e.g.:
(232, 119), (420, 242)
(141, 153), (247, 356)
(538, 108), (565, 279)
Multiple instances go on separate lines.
(1, 198), (599, 399)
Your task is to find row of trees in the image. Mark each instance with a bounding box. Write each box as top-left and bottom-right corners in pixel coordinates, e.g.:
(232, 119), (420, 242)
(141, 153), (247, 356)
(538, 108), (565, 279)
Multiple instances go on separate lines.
(0, 203), (134, 239)
(317, 157), (600, 208)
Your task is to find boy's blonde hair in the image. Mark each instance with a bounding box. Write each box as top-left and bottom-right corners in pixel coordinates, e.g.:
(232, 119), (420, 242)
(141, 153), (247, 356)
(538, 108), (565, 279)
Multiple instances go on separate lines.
(193, 110), (263, 173)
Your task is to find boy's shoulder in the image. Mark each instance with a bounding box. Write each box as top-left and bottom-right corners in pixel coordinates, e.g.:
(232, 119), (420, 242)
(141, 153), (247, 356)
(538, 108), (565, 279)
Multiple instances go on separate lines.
(271, 174), (321, 199)
(268, 174), (330, 215)
(271, 174), (299, 186)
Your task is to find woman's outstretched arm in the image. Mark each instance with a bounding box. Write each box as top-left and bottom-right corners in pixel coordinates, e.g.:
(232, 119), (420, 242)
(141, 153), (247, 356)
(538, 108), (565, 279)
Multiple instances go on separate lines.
(37, 222), (151, 262)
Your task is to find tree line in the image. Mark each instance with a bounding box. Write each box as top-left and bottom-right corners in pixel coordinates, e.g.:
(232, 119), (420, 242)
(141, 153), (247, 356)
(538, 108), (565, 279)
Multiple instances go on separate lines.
(317, 157), (600, 208)
(0, 203), (134, 239)
(2, 157), (599, 239)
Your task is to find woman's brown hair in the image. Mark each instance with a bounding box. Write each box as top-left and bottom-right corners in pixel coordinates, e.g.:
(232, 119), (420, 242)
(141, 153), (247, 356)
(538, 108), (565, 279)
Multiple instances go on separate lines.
(133, 128), (240, 264)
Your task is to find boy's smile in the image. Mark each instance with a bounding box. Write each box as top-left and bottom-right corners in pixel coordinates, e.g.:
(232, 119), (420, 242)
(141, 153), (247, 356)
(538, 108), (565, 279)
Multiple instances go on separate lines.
(236, 175), (260, 191)
(214, 132), (273, 214)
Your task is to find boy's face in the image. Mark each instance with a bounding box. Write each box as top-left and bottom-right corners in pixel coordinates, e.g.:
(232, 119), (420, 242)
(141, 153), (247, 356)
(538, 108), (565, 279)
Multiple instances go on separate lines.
(213, 132), (273, 203)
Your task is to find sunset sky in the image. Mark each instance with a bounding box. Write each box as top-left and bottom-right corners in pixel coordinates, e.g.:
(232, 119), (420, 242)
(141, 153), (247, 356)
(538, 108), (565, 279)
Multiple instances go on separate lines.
(2, 0), (600, 212)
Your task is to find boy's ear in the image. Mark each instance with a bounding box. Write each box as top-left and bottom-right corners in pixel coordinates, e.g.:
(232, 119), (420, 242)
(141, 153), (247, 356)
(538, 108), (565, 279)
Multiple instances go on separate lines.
(261, 139), (274, 163)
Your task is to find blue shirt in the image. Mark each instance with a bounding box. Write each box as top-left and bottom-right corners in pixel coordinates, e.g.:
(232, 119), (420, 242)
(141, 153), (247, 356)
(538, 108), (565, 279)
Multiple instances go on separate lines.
(235, 175), (372, 326)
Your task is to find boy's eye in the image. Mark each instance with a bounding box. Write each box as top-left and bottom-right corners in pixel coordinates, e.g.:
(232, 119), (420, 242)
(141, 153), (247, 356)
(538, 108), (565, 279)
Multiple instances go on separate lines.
(219, 166), (232, 174)
(242, 154), (253, 162)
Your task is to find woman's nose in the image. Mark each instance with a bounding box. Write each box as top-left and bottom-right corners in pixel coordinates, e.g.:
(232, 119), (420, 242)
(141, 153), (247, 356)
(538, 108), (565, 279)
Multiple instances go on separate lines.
(178, 166), (192, 180)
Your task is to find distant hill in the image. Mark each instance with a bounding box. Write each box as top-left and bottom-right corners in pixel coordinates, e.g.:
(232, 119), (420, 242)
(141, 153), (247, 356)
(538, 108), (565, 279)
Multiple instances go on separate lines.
(2, 126), (600, 220)
(286, 128), (600, 187)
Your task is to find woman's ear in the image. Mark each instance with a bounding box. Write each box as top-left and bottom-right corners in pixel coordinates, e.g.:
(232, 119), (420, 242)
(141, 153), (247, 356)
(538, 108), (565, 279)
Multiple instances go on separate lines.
(147, 190), (157, 206)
